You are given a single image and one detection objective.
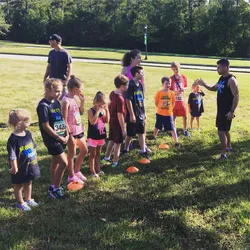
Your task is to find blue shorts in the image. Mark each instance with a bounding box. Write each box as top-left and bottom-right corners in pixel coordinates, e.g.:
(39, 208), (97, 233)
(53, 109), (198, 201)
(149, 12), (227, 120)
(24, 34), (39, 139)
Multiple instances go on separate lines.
(155, 114), (175, 131)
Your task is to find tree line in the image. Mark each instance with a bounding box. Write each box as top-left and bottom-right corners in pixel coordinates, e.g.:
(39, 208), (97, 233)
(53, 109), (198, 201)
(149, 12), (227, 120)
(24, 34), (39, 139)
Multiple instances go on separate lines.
(0, 0), (249, 57)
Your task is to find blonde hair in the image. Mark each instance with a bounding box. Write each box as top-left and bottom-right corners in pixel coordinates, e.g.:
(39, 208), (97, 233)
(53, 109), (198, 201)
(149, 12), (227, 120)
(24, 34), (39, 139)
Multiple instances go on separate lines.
(44, 78), (63, 91)
(93, 91), (107, 105)
(171, 61), (180, 68)
(8, 108), (31, 130)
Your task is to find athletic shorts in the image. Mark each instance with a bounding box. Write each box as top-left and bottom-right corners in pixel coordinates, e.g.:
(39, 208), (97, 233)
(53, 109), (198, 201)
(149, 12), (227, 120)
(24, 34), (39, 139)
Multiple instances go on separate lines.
(191, 111), (202, 117)
(155, 114), (175, 131)
(216, 113), (232, 131)
(173, 102), (187, 117)
(87, 138), (105, 148)
(73, 132), (84, 139)
(109, 128), (123, 144)
(127, 121), (145, 137)
(47, 143), (66, 156)
(11, 165), (40, 184)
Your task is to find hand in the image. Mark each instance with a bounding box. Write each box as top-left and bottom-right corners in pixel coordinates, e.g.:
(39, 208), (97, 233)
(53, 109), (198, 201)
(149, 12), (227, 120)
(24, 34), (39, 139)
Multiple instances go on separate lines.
(195, 78), (205, 86)
(79, 93), (85, 103)
(59, 135), (68, 144)
(9, 166), (18, 175)
(225, 111), (235, 120)
(130, 114), (136, 123)
(68, 133), (75, 144)
(122, 130), (127, 138)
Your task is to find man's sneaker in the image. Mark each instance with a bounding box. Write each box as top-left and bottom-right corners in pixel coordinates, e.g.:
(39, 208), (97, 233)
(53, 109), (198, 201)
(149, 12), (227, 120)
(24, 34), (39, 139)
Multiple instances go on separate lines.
(121, 149), (129, 155)
(112, 162), (119, 168)
(26, 199), (39, 207)
(219, 154), (227, 160)
(16, 202), (31, 211)
(67, 175), (84, 184)
(145, 146), (152, 153)
(48, 185), (54, 193)
(183, 130), (191, 137)
(101, 157), (112, 165)
(140, 151), (149, 159)
(50, 187), (64, 199)
(226, 147), (233, 152)
(175, 142), (180, 148)
(75, 171), (87, 181)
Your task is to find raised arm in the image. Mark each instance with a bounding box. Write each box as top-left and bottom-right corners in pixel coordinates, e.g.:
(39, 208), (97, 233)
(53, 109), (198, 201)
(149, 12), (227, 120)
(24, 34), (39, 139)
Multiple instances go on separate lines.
(196, 78), (218, 91)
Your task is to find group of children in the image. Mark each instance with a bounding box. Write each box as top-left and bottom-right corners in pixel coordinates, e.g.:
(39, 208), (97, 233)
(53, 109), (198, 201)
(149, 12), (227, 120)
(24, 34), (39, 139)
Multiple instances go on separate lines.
(7, 61), (206, 211)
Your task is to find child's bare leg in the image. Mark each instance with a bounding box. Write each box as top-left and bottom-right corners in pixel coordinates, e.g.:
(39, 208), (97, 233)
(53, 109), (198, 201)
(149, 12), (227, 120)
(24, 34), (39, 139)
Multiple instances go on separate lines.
(218, 130), (227, 155)
(124, 136), (132, 151)
(138, 133), (146, 152)
(67, 137), (76, 178)
(196, 117), (200, 129)
(113, 143), (121, 163)
(89, 147), (96, 175)
(75, 137), (88, 173)
(14, 184), (24, 204)
(95, 145), (103, 173)
(190, 116), (194, 129)
(183, 115), (187, 131)
(23, 181), (32, 201)
(173, 116), (177, 128)
(225, 131), (231, 148)
(50, 159), (58, 186)
(153, 128), (159, 138)
(105, 141), (114, 159)
(52, 153), (67, 188)
(171, 130), (178, 143)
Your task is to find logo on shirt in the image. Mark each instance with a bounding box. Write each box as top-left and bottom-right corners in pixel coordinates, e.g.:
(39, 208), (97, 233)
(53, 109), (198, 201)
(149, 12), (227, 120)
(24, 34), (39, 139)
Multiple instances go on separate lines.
(218, 80), (225, 94)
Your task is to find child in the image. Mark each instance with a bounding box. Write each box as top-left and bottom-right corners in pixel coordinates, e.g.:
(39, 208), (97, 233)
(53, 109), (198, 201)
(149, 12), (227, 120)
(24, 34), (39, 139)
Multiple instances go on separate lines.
(62, 75), (87, 183)
(123, 66), (148, 158)
(87, 92), (110, 178)
(7, 109), (40, 211)
(37, 78), (68, 199)
(170, 62), (190, 136)
(188, 82), (205, 130)
(103, 74), (129, 168)
(154, 77), (179, 145)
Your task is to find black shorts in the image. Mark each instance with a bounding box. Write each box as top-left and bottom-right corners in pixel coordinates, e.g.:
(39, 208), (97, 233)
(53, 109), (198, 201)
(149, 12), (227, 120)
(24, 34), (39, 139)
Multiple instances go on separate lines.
(109, 128), (123, 144)
(47, 142), (66, 156)
(127, 121), (145, 137)
(216, 113), (232, 131)
(73, 132), (84, 139)
(191, 111), (202, 117)
(11, 165), (40, 184)
(155, 114), (175, 131)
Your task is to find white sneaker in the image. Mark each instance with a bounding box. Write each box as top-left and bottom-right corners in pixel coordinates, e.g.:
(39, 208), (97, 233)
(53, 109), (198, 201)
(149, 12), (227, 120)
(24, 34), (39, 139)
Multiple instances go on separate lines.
(26, 199), (39, 207)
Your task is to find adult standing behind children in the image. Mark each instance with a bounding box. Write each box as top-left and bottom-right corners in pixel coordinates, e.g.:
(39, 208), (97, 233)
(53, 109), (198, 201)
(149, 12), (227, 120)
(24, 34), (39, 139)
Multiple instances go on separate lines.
(196, 58), (239, 160)
(43, 34), (72, 99)
(170, 62), (190, 137)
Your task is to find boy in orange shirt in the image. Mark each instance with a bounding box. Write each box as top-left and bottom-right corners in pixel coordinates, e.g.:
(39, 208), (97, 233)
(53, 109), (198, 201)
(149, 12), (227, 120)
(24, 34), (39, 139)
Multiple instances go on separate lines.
(154, 77), (179, 146)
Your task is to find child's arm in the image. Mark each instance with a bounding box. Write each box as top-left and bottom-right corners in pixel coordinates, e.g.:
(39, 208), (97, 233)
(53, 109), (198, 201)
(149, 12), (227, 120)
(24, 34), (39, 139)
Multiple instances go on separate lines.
(88, 108), (101, 125)
(188, 94), (192, 113)
(9, 159), (18, 174)
(121, 67), (128, 75)
(126, 99), (136, 123)
(42, 122), (68, 144)
(118, 113), (126, 137)
(61, 99), (71, 132)
(103, 106), (110, 123)
(155, 92), (159, 107)
(78, 93), (85, 115)
(188, 103), (191, 114)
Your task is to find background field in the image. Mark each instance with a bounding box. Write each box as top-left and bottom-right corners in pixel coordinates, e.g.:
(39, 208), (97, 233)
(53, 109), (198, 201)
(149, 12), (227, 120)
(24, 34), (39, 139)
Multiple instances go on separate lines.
(0, 58), (249, 250)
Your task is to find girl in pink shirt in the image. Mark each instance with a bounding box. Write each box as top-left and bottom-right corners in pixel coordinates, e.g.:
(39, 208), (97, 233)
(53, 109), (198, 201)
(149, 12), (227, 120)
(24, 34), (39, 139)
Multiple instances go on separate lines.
(62, 75), (87, 183)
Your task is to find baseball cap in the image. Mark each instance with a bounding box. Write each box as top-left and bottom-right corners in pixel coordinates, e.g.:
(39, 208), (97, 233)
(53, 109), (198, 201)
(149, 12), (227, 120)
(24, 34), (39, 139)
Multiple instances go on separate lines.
(49, 34), (62, 43)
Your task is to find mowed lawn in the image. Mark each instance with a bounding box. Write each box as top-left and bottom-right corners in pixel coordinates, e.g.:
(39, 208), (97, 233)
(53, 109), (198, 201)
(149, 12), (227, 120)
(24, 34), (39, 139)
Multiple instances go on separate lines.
(0, 58), (249, 250)
(0, 40), (250, 68)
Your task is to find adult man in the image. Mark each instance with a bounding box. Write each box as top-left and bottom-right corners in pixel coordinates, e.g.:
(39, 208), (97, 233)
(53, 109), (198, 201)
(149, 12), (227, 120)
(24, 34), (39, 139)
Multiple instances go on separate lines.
(43, 34), (72, 98)
(196, 58), (239, 159)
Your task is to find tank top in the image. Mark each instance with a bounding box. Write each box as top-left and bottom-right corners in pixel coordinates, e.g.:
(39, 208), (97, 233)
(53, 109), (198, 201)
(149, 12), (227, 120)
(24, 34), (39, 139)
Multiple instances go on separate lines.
(217, 74), (234, 115)
(87, 108), (106, 140)
(62, 95), (84, 136)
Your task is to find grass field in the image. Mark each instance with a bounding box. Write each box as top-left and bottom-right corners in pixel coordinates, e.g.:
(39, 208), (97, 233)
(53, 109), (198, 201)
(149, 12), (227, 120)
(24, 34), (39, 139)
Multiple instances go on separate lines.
(0, 58), (250, 250)
(0, 40), (249, 68)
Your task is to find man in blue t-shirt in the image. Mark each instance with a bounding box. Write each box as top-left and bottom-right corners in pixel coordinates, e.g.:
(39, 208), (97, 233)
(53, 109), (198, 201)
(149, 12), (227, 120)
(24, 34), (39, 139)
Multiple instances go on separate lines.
(43, 34), (72, 98)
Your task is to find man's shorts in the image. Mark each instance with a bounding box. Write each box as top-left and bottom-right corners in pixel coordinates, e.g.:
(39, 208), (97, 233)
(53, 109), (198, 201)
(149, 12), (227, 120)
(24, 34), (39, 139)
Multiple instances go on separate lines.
(155, 114), (175, 131)
(109, 128), (123, 144)
(87, 138), (105, 148)
(173, 102), (187, 117)
(127, 121), (145, 137)
(191, 111), (202, 117)
(47, 142), (66, 156)
(216, 113), (232, 131)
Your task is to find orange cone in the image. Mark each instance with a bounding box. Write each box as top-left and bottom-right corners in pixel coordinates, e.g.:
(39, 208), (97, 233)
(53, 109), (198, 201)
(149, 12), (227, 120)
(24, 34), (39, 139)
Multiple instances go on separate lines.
(159, 143), (169, 149)
(138, 158), (150, 164)
(126, 166), (139, 173)
(67, 181), (84, 191)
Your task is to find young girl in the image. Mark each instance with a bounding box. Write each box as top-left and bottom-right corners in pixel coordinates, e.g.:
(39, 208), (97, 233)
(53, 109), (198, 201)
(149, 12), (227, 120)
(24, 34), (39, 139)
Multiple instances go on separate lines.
(87, 92), (110, 178)
(188, 82), (205, 130)
(7, 109), (40, 211)
(37, 78), (68, 199)
(62, 75), (88, 183)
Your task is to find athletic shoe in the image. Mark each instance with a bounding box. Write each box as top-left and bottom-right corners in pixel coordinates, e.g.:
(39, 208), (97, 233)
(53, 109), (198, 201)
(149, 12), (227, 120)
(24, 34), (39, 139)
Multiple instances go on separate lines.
(75, 171), (87, 181)
(145, 146), (152, 153)
(48, 185), (54, 193)
(26, 199), (39, 207)
(219, 154), (227, 160)
(175, 142), (180, 148)
(112, 162), (119, 168)
(101, 157), (112, 165)
(226, 147), (233, 152)
(98, 170), (105, 175)
(139, 151), (149, 159)
(16, 202), (31, 211)
(50, 187), (64, 199)
(67, 175), (84, 184)
(93, 173), (100, 178)
(183, 130), (191, 137)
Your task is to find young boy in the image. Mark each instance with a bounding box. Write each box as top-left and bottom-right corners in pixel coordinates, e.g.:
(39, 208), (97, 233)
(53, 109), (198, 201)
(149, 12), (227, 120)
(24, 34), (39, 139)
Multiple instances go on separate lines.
(170, 62), (190, 136)
(123, 66), (148, 158)
(188, 82), (205, 130)
(154, 77), (179, 145)
(102, 74), (129, 167)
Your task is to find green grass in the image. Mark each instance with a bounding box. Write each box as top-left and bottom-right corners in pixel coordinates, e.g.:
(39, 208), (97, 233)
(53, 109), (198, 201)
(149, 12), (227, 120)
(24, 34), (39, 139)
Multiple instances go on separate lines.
(0, 40), (249, 68)
(0, 58), (250, 249)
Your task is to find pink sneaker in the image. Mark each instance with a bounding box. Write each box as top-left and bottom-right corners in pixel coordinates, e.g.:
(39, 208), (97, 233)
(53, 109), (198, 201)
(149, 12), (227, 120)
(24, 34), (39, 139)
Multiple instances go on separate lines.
(67, 175), (84, 184)
(75, 171), (87, 181)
